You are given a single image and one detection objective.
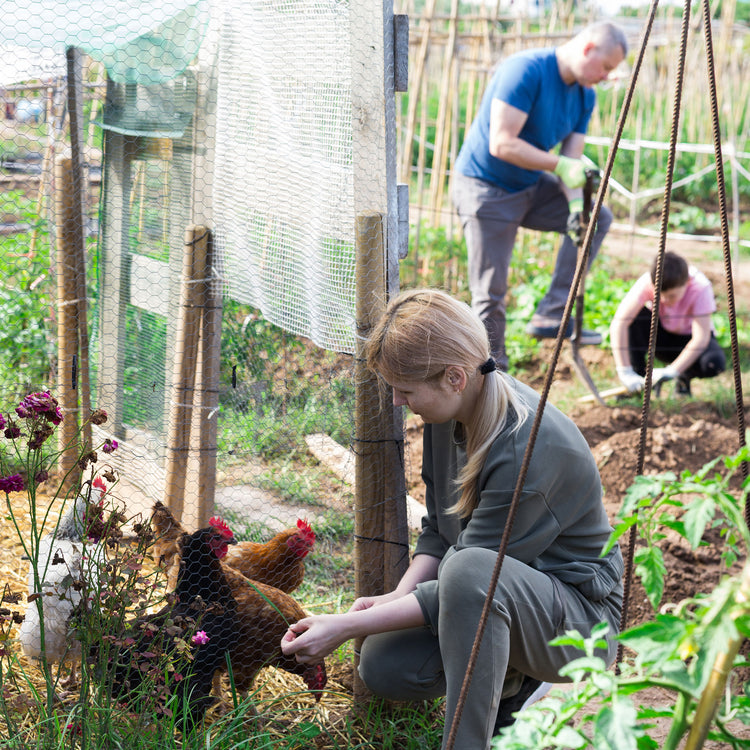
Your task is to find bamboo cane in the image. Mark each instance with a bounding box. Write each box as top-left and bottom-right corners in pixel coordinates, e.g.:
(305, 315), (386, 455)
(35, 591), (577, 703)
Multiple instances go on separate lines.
(683, 557), (750, 750)
(630, 110), (643, 252)
(428, 0), (459, 221)
(29, 86), (61, 259)
(414, 70), (430, 279)
(400, 0), (435, 184)
(66, 48), (92, 451)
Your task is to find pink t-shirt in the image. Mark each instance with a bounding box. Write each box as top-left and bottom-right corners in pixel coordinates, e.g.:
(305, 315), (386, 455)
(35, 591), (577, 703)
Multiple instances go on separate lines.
(629, 268), (717, 335)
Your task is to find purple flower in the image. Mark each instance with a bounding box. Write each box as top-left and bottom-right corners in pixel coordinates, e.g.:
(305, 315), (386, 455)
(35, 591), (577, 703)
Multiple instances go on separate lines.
(34, 470), (49, 485)
(191, 631), (210, 645)
(15, 392), (63, 426)
(0, 414), (5, 431)
(101, 439), (118, 454)
(0, 474), (25, 493)
(4, 421), (20, 439)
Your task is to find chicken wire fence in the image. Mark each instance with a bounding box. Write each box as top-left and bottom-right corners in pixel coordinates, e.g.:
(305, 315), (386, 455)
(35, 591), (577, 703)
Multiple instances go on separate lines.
(1, 0), (409, 671)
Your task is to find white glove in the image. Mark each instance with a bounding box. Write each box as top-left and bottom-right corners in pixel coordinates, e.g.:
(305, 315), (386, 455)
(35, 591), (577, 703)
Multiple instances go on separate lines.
(651, 366), (679, 387)
(616, 366), (644, 394)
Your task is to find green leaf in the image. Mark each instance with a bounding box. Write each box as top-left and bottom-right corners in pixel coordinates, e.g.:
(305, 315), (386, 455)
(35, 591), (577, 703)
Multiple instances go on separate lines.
(634, 545), (667, 610)
(618, 615), (686, 668)
(604, 516), (637, 554)
(592, 699), (639, 750)
(619, 475), (671, 517)
(681, 494), (716, 549)
(555, 725), (589, 748)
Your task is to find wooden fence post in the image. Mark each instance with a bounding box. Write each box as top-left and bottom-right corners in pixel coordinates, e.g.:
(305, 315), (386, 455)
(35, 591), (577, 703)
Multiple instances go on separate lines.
(163, 225), (210, 522)
(55, 155), (81, 485)
(353, 212), (409, 702)
(195, 232), (221, 527)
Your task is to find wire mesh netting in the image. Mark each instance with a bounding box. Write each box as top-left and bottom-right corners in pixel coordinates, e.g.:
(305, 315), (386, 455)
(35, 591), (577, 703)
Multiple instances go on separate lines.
(0, 0), (410, 734)
(214, 0), (358, 353)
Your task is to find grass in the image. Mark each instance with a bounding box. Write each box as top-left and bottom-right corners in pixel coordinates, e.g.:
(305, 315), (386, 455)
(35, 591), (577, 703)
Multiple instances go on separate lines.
(0, 474), (442, 750)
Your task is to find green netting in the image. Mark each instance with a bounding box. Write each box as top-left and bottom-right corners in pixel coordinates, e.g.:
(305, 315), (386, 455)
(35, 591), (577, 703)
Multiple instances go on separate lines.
(0, 0), (208, 85)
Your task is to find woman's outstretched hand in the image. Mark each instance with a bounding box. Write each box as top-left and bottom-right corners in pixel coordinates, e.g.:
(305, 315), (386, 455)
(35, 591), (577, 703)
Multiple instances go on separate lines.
(281, 614), (351, 664)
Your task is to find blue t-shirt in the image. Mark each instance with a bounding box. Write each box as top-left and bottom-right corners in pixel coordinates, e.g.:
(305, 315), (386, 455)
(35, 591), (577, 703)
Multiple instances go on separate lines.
(454, 48), (596, 192)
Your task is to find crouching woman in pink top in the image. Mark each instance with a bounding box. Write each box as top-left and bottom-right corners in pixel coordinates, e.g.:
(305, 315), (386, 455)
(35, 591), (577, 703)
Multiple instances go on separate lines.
(610, 251), (726, 396)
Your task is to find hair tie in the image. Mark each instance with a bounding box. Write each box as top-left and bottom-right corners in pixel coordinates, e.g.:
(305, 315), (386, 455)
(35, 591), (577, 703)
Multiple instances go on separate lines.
(479, 357), (497, 375)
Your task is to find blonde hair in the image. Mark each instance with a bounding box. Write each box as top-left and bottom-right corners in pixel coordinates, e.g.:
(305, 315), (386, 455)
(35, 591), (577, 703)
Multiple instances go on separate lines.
(365, 289), (529, 517)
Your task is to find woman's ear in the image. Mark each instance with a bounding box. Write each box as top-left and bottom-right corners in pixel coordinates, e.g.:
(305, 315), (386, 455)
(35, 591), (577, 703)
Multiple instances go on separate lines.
(445, 365), (467, 393)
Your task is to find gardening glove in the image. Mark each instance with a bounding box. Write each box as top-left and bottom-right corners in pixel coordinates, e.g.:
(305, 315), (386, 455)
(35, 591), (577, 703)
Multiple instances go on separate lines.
(616, 366), (644, 394)
(651, 366), (679, 388)
(554, 155), (587, 188)
(566, 197), (584, 243)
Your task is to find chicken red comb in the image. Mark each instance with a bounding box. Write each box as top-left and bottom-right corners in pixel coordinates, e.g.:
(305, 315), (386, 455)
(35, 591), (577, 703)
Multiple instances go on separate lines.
(92, 476), (108, 494)
(297, 517), (315, 543)
(208, 516), (233, 539)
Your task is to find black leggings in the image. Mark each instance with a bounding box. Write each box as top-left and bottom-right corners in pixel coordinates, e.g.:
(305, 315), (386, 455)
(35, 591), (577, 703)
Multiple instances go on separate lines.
(628, 307), (726, 380)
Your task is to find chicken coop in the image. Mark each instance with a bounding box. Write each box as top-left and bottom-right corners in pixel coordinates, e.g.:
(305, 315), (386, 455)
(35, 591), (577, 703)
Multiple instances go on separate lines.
(1, 0), (411, 608)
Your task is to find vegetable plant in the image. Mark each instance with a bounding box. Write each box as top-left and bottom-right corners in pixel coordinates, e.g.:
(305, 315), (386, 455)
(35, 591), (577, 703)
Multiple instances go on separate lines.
(493, 447), (750, 749)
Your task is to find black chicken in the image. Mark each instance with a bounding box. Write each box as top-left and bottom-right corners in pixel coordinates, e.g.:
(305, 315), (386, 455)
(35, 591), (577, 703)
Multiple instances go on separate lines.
(97, 517), (239, 731)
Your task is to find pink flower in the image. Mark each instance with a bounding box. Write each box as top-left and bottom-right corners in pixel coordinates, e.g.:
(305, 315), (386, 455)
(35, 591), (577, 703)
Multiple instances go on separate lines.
(0, 414), (5, 431)
(0, 474), (24, 493)
(191, 631), (210, 645)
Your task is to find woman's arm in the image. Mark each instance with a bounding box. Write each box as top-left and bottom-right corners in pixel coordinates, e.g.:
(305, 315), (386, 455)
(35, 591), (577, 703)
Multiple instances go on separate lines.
(280, 554), (440, 664)
(351, 553), (441, 611)
(280, 592), (426, 664)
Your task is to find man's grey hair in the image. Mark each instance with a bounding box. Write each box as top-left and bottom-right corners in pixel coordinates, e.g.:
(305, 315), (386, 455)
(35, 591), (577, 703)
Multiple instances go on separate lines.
(582, 21), (628, 57)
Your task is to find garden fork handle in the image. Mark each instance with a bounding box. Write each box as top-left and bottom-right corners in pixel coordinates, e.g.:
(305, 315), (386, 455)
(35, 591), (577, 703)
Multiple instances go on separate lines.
(573, 168), (601, 341)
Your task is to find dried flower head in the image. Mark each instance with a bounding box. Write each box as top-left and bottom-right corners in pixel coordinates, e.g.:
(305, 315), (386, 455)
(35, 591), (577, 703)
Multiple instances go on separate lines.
(90, 409), (108, 426)
(78, 450), (98, 470)
(28, 422), (54, 451)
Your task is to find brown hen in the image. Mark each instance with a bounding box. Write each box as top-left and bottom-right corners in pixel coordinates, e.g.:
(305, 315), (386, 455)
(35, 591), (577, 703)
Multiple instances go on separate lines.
(149, 503), (325, 704)
(151, 502), (315, 593)
(223, 517), (315, 593)
(218, 564), (327, 702)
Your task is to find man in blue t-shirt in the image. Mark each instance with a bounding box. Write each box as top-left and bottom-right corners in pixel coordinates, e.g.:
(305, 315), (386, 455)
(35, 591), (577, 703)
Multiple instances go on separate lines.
(452, 22), (627, 370)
